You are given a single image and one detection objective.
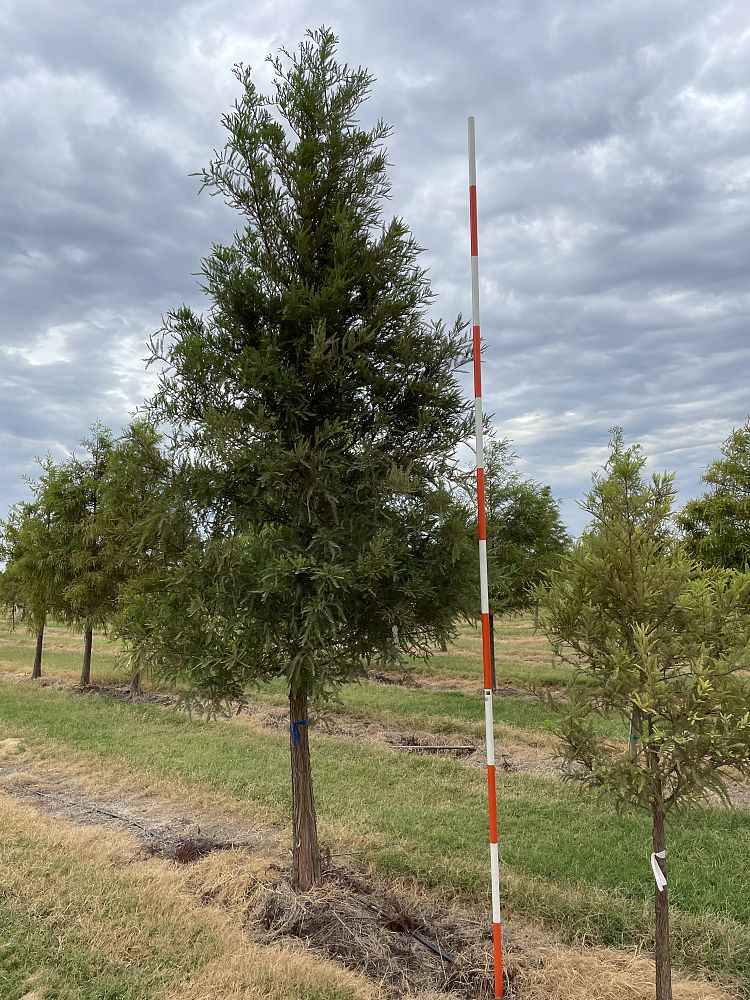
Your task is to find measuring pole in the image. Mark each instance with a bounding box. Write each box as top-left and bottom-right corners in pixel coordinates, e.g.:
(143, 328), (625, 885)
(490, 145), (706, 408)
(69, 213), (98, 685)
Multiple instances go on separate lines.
(468, 115), (503, 999)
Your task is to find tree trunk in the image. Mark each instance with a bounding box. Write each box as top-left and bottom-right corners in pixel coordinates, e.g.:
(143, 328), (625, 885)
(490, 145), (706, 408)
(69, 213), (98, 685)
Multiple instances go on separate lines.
(438, 637), (448, 652)
(289, 687), (322, 890)
(391, 624), (404, 665)
(130, 670), (142, 699)
(652, 785), (672, 1000)
(32, 621), (45, 679)
(629, 704), (642, 761)
(80, 626), (93, 687)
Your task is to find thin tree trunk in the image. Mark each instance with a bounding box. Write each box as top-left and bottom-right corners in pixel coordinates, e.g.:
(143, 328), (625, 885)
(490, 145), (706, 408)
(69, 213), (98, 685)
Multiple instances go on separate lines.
(629, 704), (642, 761)
(80, 626), (93, 687)
(130, 670), (142, 699)
(392, 624), (404, 665)
(32, 620), (45, 679)
(438, 637), (448, 653)
(651, 781), (672, 1000)
(289, 687), (322, 891)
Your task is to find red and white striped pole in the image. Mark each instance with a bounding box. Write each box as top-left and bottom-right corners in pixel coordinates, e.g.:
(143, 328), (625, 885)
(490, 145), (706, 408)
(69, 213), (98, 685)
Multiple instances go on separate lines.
(468, 115), (503, 999)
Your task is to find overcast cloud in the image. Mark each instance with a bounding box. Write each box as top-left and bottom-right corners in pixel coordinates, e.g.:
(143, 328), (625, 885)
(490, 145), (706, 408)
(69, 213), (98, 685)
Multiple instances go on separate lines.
(2, 0), (749, 535)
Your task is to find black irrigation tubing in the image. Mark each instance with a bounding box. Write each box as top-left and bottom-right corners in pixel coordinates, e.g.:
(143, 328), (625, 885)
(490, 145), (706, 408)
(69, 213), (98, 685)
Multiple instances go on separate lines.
(20, 787), (159, 838)
(388, 744), (475, 752)
(360, 899), (455, 964)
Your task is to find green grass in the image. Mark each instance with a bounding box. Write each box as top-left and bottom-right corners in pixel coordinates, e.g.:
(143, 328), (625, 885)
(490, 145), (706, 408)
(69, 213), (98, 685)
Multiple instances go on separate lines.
(0, 679), (748, 990)
(256, 676), (573, 735)
(0, 621), (126, 686)
(0, 821), (220, 999)
(411, 651), (579, 688)
(0, 644), (129, 685)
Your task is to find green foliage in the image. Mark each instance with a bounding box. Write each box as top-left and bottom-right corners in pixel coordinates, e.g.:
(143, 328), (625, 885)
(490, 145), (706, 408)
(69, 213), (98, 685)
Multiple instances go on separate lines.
(95, 421), (190, 670)
(41, 423), (121, 632)
(127, 28), (473, 707)
(536, 431), (750, 813)
(679, 418), (750, 570)
(482, 439), (570, 614)
(0, 457), (65, 634)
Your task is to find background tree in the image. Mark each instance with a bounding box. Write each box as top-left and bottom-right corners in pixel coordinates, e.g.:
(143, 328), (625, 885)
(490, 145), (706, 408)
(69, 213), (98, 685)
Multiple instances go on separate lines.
(98, 420), (186, 697)
(535, 432), (750, 1000)
(482, 438), (570, 616)
(0, 458), (64, 678)
(126, 28), (473, 890)
(678, 417), (750, 570)
(45, 423), (120, 686)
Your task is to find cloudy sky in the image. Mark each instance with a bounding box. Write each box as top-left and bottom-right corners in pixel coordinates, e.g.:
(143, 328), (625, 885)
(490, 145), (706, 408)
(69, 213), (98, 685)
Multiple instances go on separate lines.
(2, 0), (749, 535)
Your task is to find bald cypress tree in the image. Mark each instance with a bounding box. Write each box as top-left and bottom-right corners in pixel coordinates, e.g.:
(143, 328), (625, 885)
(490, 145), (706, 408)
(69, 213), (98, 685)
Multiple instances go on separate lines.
(133, 28), (473, 889)
(537, 433), (750, 1000)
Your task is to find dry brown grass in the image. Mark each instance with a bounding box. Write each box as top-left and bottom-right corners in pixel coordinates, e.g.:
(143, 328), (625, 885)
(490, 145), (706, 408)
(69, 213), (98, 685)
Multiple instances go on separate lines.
(519, 944), (734, 1000)
(0, 790), (377, 1000)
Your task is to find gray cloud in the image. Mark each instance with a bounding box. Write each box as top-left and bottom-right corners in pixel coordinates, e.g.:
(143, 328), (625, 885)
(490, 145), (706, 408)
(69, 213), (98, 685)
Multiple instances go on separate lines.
(2, 0), (750, 535)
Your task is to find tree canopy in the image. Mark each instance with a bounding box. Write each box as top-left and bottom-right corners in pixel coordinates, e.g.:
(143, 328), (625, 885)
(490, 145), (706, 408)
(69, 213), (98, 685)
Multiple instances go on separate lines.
(481, 438), (570, 615)
(678, 418), (750, 570)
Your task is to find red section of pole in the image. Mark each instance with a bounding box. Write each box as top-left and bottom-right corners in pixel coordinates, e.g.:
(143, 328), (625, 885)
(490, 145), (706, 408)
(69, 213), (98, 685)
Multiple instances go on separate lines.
(473, 327), (482, 396)
(468, 115), (503, 999)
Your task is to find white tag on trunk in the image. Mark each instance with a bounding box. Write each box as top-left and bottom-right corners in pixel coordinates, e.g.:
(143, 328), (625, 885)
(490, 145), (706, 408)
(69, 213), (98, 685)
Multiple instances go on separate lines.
(651, 849), (667, 892)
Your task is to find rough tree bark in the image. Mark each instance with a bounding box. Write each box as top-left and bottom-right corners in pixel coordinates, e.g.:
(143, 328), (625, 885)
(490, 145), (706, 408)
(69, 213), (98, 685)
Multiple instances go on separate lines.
(130, 670), (142, 699)
(32, 619), (45, 679)
(80, 625), (93, 687)
(289, 687), (322, 890)
(651, 776), (672, 1000)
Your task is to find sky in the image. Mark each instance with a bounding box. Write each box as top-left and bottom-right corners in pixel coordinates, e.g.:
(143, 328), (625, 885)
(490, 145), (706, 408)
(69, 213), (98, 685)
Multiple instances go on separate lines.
(1, 0), (749, 536)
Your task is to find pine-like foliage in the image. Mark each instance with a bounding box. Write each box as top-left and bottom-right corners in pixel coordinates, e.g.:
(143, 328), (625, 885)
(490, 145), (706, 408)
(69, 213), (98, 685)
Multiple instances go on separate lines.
(536, 430), (750, 1000)
(125, 28), (474, 888)
(136, 28), (474, 704)
(0, 462), (61, 640)
(482, 438), (570, 615)
(678, 418), (750, 571)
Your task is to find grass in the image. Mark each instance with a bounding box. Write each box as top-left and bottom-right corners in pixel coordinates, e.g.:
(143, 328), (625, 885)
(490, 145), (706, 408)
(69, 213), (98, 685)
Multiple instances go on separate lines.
(0, 790), (369, 1000)
(0, 797), (221, 999)
(0, 620), (127, 686)
(0, 679), (748, 991)
(413, 650), (578, 688)
(1, 614), (748, 994)
(253, 675), (623, 741)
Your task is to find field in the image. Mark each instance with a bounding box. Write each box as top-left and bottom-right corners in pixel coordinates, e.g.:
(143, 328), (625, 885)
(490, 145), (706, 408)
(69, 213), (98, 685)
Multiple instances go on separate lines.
(0, 619), (747, 999)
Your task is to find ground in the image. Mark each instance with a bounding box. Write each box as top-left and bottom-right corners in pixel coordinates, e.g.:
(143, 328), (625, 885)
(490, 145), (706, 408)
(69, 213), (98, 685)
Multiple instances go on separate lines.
(0, 618), (746, 999)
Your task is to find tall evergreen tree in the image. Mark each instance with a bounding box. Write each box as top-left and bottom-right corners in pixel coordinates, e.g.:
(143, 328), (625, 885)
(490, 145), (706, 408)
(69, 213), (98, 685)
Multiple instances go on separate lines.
(98, 420), (187, 696)
(536, 432), (750, 1000)
(130, 28), (473, 889)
